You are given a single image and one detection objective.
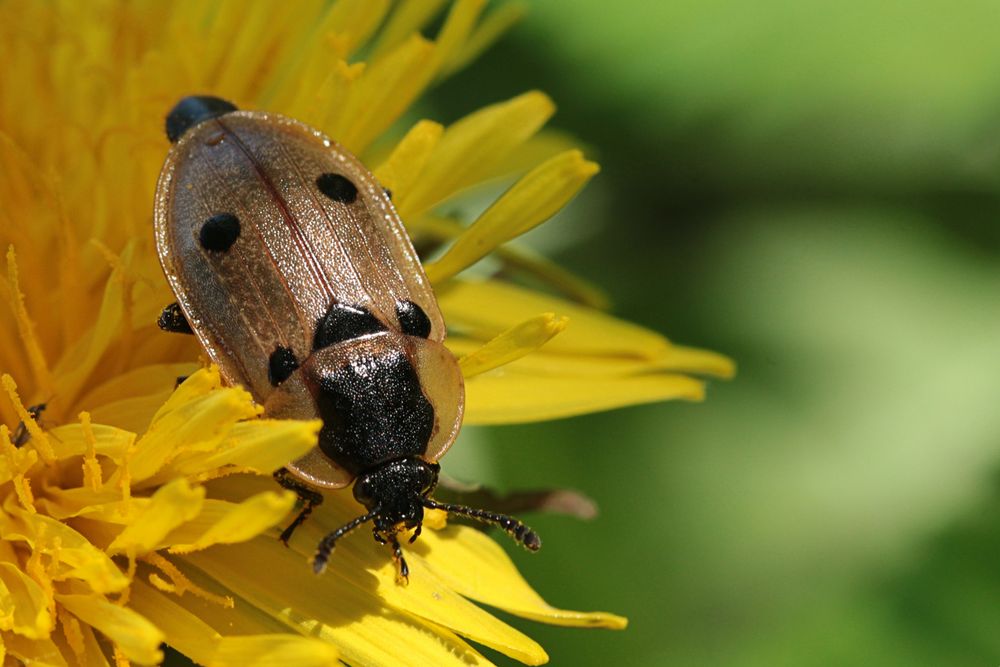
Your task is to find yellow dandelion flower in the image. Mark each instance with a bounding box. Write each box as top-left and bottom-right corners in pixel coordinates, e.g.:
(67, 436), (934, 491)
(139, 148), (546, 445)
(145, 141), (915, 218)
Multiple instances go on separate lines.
(0, 1), (734, 666)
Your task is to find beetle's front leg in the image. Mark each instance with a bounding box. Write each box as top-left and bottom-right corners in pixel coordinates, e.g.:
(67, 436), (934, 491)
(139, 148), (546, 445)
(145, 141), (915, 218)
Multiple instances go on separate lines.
(274, 468), (324, 545)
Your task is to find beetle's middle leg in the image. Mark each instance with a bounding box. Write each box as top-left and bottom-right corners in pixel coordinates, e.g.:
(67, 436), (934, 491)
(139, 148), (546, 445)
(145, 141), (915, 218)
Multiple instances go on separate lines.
(274, 468), (323, 545)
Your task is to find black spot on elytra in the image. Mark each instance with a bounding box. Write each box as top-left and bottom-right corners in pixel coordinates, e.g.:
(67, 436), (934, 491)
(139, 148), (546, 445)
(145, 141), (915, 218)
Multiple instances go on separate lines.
(314, 303), (386, 350)
(316, 173), (357, 204)
(165, 96), (237, 143)
(199, 213), (240, 252)
(268, 346), (299, 386)
(396, 300), (431, 338)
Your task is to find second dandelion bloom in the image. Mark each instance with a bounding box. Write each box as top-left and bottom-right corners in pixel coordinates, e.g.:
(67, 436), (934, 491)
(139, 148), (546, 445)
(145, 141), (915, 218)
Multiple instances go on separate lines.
(0, 1), (733, 665)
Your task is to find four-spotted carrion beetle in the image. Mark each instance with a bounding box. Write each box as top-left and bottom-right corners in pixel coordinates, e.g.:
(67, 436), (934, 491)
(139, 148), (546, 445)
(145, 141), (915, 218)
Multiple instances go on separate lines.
(153, 96), (539, 582)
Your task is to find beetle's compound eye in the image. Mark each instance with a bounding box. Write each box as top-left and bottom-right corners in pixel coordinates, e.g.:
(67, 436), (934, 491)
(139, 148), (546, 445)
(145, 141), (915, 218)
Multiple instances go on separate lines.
(396, 300), (431, 338)
(316, 173), (358, 204)
(268, 346), (299, 386)
(166, 96), (237, 142)
(313, 303), (386, 350)
(199, 213), (240, 252)
(353, 476), (374, 507)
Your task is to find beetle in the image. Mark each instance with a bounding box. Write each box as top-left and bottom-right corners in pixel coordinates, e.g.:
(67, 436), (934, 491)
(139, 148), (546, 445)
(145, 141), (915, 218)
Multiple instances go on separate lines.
(154, 96), (540, 582)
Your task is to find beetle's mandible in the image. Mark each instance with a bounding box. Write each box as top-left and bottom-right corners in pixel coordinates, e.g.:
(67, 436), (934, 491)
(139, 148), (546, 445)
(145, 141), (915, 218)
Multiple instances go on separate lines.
(153, 96), (539, 583)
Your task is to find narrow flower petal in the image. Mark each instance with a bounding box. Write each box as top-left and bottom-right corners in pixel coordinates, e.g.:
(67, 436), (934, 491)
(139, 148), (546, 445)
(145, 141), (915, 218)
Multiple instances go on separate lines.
(186, 540), (494, 667)
(442, 1), (527, 77)
(374, 120), (444, 200)
(422, 524), (627, 629)
(157, 419), (321, 480)
(397, 91), (556, 219)
(459, 313), (569, 378)
(336, 35), (437, 154)
(55, 593), (164, 665)
(2, 506), (128, 594)
(282, 507), (550, 664)
(409, 215), (612, 308)
(439, 279), (672, 359)
(107, 478), (205, 555)
(464, 368), (706, 424)
(0, 561), (53, 639)
(370, 0), (448, 59)
(425, 150), (599, 283)
(213, 635), (342, 667)
(166, 491), (297, 554)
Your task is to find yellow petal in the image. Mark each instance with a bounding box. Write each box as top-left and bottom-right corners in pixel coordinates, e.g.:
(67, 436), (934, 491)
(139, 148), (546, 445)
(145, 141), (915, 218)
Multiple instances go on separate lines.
(1, 505), (127, 593)
(369, 0), (448, 59)
(464, 369), (706, 424)
(459, 313), (568, 378)
(47, 423), (134, 462)
(3, 632), (69, 667)
(212, 635), (341, 667)
(442, 1), (527, 77)
(398, 91), (556, 219)
(107, 478), (205, 555)
(76, 362), (197, 415)
(129, 380), (261, 485)
(281, 507), (549, 664)
(374, 120), (444, 200)
(369, 548), (548, 664)
(409, 215), (611, 308)
(0, 561), (53, 638)
(336, 35), (436, 154)
(56, 593), (164, 665)
(131, 578), (342, 667)
(316, 0), (390, 57)
(439, 279), (670, 359)
(186, 538), (493, 667)
(127, 579), (219, 666)
(166, 491), (297, 554)
(448, 336), (733, 379)
(423, 523), (627, 629)
(425, 150), (599, 283)
(156, 419), (321, 481)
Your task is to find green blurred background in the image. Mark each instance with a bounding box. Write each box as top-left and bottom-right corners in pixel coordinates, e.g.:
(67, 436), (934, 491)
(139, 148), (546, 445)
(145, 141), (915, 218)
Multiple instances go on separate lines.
(429, 1), (1000, 665)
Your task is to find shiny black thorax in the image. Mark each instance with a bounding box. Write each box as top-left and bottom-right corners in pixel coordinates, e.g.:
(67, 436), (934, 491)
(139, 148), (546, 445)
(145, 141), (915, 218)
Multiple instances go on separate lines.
(313, 344), (434, 475)
(306, 301), (440, 534)
(307, 301), (436, 475)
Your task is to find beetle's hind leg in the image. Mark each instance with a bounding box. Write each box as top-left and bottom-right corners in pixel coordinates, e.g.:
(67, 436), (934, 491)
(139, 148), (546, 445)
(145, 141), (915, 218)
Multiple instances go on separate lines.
(273, 468), (323, 545)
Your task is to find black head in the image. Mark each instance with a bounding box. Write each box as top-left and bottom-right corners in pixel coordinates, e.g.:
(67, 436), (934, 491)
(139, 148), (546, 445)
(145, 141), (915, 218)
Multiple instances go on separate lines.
(311, 455), (541, 582)
(353, 458), (438, 537)
(166, 96), (237, 143)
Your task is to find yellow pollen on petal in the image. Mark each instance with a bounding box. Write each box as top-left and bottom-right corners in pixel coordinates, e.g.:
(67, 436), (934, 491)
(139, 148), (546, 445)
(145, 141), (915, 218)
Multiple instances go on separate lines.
(423, 507), (448, 530)
(1, 425), (36, 513)
(79, 411), (104, 491)
(2, 247), (53, 398)
(144, 552), (234, 609)
(115, 552), (137, 606)
(57, 605), (87, 665)
(187, 465), (259, 485)
(1, 374), (54, 464)
(113, 644), (131, 667)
